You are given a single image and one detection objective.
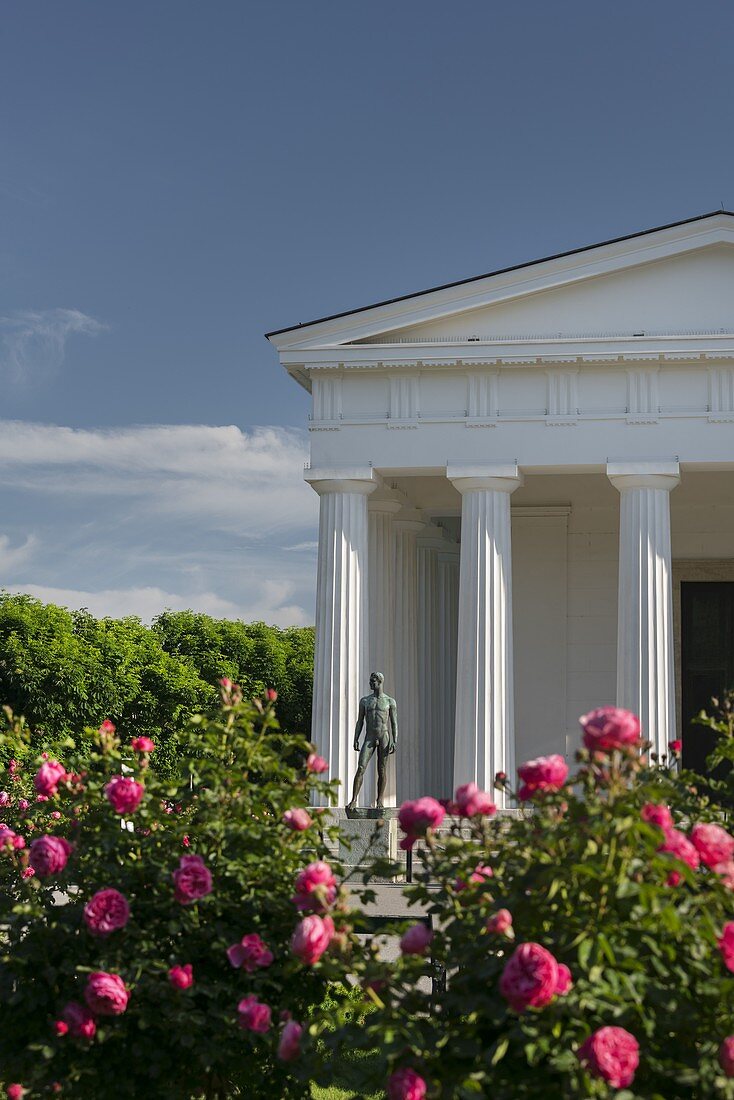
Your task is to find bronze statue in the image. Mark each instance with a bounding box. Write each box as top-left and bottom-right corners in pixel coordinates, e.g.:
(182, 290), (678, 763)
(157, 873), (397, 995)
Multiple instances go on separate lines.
(346, 672), (398, 812)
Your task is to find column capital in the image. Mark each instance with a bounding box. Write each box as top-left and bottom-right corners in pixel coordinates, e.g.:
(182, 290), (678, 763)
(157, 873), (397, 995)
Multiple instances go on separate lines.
(393, 507), (425, 534)
(447, 461), (523, 495)
(305, 465), (377, 496)
(607, 459), (680, 493)
(368, 487), (404, 515)
(417, 523), (447, 551)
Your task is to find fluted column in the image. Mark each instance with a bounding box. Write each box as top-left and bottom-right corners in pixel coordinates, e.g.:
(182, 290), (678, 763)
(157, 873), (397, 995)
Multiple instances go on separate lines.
(607, 460), (680, 757)
(436, 542), (460, 800)
(417, 525), (444, 798)
(365, 489), (402, 807)
(393, 507), (424, 801)
(448, 463), (523, 807)
(305, 467), (377, 804)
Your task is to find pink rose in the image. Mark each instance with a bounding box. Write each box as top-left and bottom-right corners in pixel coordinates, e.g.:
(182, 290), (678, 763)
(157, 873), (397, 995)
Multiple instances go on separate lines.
(84, 971), (129, 1016)
(714, 861), (734, 889)
(641, 803), (673, 832)
(173, 854), (212, 904)
(28, 835), (72, 877)
(658, 828), (700, 885)
(580, 707), (641, 752)
(398, 797), (445, 851)
(718, 922), (734, 972)
(237, 994), (272, 1033)
(387, 1067), (427, 1100)
(105, 775), (145, 815)
(18, 799), (29, 812)
(7, 1086), (25, 1100)
(83, 889), (130, 936)
(578, 1026), (639, 1088)
(454, 783), (497, 818)
(292, 860), (337, 912)
(227, 933), (274, 972)
(719, 1036), (734, 1077)
(168, 964), (194, 989)
(400, 923), (433, 956)
(486, 909), (513, 935)
(291, 914), (335, 965)
(61, 1001), (97, 1040)
(0, 826), (25, 852)
(277, 1019), (303, 1062)
(517, 754), (568, 801)
(54, 1020), (68, 1036)
(555, 963), (573, 996)
(306, 753), (328, 774)
(283, 808), (312, 831)
(99, 720), (116, 734)
(668, 739), (682, 754)
(34, 760), (67, 797)
(499, 942), (561, 1012)
(0, 792), (10, 807)
(455, 863), (493, 893)
(131, 737), (155, 753)
(690, 822), (734, 869)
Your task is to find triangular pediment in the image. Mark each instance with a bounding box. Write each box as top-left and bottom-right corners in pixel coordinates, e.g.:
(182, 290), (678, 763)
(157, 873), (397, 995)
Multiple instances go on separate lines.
(267, 213), (734, 353)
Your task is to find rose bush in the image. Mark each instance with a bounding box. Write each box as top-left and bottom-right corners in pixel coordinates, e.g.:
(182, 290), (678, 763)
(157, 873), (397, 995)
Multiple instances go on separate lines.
(312, 707), (734, 1098)
(0, 686), (350, 1099)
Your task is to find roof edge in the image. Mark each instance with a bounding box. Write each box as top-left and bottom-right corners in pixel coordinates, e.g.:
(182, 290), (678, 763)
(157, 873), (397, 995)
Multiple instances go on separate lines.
(265, 210), (734, 341)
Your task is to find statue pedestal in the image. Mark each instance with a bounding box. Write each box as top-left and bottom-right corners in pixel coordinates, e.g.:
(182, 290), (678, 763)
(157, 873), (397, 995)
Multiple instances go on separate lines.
(328, 808), (398, 874)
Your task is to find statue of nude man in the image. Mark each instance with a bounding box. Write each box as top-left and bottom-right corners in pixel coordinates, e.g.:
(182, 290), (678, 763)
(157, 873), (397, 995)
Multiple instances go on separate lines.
(346, 671), (398, 812)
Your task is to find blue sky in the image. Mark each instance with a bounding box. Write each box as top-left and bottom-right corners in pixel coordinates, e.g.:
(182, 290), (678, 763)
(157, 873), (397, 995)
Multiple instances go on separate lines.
(2, 0), (734, 624)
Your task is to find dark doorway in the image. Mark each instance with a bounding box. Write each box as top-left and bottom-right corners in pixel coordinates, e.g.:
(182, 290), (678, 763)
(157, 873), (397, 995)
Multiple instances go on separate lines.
(680, 581), (734, 774)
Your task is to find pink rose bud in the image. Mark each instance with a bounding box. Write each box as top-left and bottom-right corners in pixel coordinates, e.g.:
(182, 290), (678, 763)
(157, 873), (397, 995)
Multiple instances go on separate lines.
(500, 942), (563, 1012)
(83, 888), (130, 936)
(277, 1019), (303, 1062)
(99, 720), (116, 734)
(28, 835), (72, 877)
(517, 755), (569, 801)
(105, 776), (145, 815)
(306, 753), (328, 774)
(400, 923), (433, 956)
(34, 760), (68, 797)
(486, 908), (513, 935)
(173, 854), (212, 904)
(237, 994), (272, 1033)
(292, 860), (337, 912)
(22, 867), (35, 879)
(54, 1020), (69, 1036)
(387, 1067), (427, 1100)
(18, 799), (29, 812)
(131, 737), (155, 753)
(266, 688), (278, 701)
(0, 826), (25, 852)
(641, 803), (673, 832)
(0, 792), (10, 807)
(668, 739), (682, 754)
(579, 707), (641, 753)
(168, 964), (194, 989)
(658, 828), (700, 885)
(61, 1001), (96, 1040)
(182, 834), (190, 848)
(454, 782), (497, 818)
(690, 822), (734, 869)
(227, 933), (274, 972)
(84, 971), (129, 1016)
(719, 1036), (734, 1077)
(291, 914), (335, 965)
(398, 797), (445, 851)
(718, 922), (734, 973)
(283, 808), (312, 831)
(578, 1026), (639, 1088)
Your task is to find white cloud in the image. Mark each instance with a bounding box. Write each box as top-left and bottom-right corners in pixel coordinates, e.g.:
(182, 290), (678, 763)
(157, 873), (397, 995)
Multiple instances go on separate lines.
(0, 534), (38, 573)
(0, 309), (106, 385)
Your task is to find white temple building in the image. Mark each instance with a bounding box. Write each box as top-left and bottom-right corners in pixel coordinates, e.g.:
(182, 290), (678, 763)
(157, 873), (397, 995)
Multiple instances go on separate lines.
(267, 212), (734, 807)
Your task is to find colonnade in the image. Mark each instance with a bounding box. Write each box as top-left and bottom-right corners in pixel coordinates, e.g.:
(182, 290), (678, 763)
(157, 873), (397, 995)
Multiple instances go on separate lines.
(306, 460), (680, 807)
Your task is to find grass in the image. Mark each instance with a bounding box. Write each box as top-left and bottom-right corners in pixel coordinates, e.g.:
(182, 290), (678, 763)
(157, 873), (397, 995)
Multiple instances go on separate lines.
(310, 1049), (384, 1100)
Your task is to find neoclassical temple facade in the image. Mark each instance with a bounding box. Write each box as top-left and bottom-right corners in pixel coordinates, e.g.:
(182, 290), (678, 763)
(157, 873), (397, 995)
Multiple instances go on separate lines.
(267, 212), (734, 807)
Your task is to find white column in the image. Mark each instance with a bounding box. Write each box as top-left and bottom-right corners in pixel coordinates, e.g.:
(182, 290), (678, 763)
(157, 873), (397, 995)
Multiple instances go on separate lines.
(365, 489), (402, 807)
(393, 507), (424, 801)
(448, 463), (523, 807)
(607, 460), (680, 757)
(417, 525), (444, 798)
(305, 467), (376, 804)
(436, 542), (460, 800)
